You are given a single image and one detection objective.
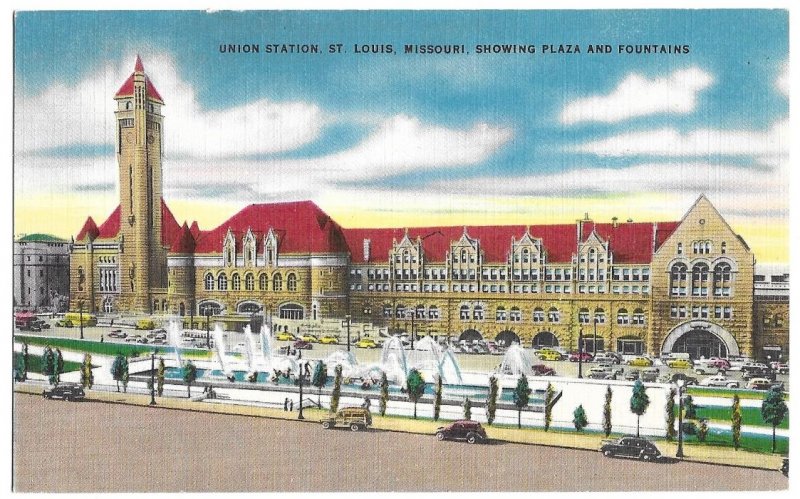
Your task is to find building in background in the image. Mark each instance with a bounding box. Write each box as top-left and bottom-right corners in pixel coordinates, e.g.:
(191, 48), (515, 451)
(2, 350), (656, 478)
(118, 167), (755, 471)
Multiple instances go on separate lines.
(14, 233), (70, 311)
(753, 264), (790, 363)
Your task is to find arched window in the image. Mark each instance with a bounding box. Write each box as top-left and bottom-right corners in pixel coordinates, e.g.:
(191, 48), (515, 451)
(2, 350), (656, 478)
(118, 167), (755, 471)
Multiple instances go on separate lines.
(217, 273), (228, 291)
(509, 306), (521, 322)
(383, 304), (392, 318)
(578, 307), (590, 324)
(427, 306), (440, 320)
(547, 307), (560, 323)
(522, 248), (529, 263)
(495, 306), (507, 322)
(279, 303), (304, 320)
(198, 301), (222, 316)
(272, 273), (282, 291)
(259, 273), (268, 291)
(395, 304), (407, 319)
(153, 299), (159, 312)
(204, 272), (214, 291)
(532, 307), (545, 323)
(287, 273), (297, 292)
(473, 304), (484, 321)
(589, 248), (596, 262)
(232, 273), (241, 291)
(632, 308), (646, 325)
(670, 263), (688, 296)
(415, 305), (425, 319)
(713, 262), (732, 296)
(461, 250), (467, 263)
(103, 297), (114, 313)
(594, 307), (605, 324)
(617, 308), (629, 325)
(245, 273), (254, 291)
(460, 304), (470, 320)
(691, 263), (709, 296)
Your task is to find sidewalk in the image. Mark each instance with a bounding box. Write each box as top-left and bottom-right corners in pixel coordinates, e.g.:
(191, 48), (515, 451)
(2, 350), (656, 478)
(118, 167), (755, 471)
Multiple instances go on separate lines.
(13, 381), (784, 471)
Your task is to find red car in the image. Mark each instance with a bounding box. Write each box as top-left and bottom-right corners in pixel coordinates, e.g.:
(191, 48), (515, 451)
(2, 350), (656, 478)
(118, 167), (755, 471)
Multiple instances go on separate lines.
(435, 420), (487, 444)
(293, 340), (313, 350)
(569, 352), (594, 362)
(532, 364), (556, 376)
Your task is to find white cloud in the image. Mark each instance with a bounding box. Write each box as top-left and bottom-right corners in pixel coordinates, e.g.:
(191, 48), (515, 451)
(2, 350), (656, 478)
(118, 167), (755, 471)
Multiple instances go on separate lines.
(571, 120), (788, 158)
(776, 61), (789, 97)
(14, 52), (326, 157)
(560, 67), (713, 125)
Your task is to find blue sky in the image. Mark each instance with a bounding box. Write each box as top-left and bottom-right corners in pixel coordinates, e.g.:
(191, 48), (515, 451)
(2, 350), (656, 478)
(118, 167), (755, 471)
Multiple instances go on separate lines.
(13, 10), (790, 261)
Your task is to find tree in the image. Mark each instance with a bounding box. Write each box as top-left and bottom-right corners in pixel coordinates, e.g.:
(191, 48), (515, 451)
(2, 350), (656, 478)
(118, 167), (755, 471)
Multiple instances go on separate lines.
(629, 380), (650, 437)
(487, 375), (499, 426)
(665, 387), (676, 441)
(761, 387), (788, 453)
(731, 394), (742, 451)
(20, 343), (29, 381)
(311, 361), (328, 407)
(573, 405), (588, 432)
(379, 371), (389, 416)
(433, 375), (443, 421)
(463, 397), (472, 420)
(183, 361), (197, 398)
(684, 395), (697, 419)
(406, 368), (426, 419)
(157, 358), (165, 396)
(110, 354), (127, 392)
(80, 353), (94, 389)
(42, 346), (55, 380)
(330, 365), (343, 413)
(697, 419), (709, 442)
(602, 385), (612, 437)
(544, 382), (555, 431)
(121, 356), (130, 392)
(512, 374), (531, 429)
(55, 348), (64, 382)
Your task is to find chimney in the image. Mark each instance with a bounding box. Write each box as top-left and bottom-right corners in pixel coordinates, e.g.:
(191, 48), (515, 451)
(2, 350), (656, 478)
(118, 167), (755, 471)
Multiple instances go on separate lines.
(584, 212), (590, 221)
(363, 239), (371, 262)
(612, 216), (619, 228)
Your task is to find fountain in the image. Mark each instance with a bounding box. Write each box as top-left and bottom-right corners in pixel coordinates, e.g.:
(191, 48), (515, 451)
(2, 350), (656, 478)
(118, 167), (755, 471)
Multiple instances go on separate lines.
(407, 336), (464, 384)
(497, 344), (533, 377)
(379, 336), (409, 384)
(212, 325), (233, 378)
(259, 321), (273, 369)
(167, 320), (183, 366)
(324, 350), (360, 379)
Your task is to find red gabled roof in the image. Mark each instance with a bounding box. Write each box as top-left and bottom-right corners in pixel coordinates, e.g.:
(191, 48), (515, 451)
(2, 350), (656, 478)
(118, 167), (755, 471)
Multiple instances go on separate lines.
(581, 221), (680, 264)
(76, 216), (100, 241)
(160, 200), (181, 247)
(192, 201), (350, 255)
(189, 221), (201, 238)
(114, 56), (164, 103)
(170, 222), (196, 253)
(96, 205), (120, 239)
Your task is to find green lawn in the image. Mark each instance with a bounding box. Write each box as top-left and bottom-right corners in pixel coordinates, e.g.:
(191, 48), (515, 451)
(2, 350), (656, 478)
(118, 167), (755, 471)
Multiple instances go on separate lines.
(682, 430), (789, 455)
(15, 335), (212, 360)
(687, 386), (789, 402)
(13, 352), (83, 375)
(692, 405), (789, 430)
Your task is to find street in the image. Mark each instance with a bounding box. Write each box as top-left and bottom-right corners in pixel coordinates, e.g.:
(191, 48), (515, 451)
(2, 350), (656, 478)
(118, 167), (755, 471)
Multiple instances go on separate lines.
(13, 393), (787, 492)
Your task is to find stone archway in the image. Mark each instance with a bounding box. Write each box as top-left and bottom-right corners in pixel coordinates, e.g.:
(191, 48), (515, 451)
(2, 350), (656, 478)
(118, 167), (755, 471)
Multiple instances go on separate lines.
(661, 321), (740, 358)
(495, 330), (520, 347)
(532, 331), (559, 348)
(459, 329), (483, 342)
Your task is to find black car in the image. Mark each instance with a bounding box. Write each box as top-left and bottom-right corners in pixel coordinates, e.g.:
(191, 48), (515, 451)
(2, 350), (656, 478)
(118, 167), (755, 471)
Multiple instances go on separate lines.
(600, 436), (661, 461)
(42, 383), (85, 401)
(435, 420), (487, 444)
(660, 372), (699, 386)
(742, 368), (776, 381)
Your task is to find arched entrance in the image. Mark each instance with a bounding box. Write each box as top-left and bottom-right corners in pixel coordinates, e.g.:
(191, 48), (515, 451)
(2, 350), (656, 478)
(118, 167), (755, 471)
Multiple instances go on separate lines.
(237, 301), (262, 314)
(661, 321), (740, 358)
(459, 329), (483, 342)
(532, 331), (559, 348)
(495, 330), (520, 346)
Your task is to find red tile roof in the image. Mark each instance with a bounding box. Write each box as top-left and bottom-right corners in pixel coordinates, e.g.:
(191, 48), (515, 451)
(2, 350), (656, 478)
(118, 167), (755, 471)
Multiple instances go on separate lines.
(192, 201), (351, 255)
(170, 222), (196, 253)
(114, 57), (163, 103)
(96, 205), (120, 239)
(79, 199), (181, 247)
(76, 216), (100, 241)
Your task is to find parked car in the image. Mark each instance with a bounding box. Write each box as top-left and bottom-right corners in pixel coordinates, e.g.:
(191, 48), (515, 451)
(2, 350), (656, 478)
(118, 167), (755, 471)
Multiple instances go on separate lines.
(640, 368), (660, 383)
(151, 339), (167, 345)
(435, 420), (487, 444)
(135, 319), (155, 330)
(781, 457), (789, 477)
(625, 370), (640, 381)
(320, 407), (372, 431)
(108, 330), (127, 339)
(627, 357), (654, 367)
(319, 335), (339, 345)
(136, 337), (149, 344)
(741, 362), (770, 373)
(299, 334), (319, 343)
(593, 351), (622, 364)
(600, 436), (661, 461)
(587, 369), (616, 380)
(742, 368), (776, 381)
(569, 351), (594, 362)
(55, 319), (73, 328)
(699, 375), (740, 388)
(693, 363), (725, 375)
(660, 372), (698, 385)
(486, 343), (503, 355)
(537, 349), (563, 361)
(42, 383), (85, 401)
(746, 378), (774, 391)
(532, 364), (556, 376)
(356, 338), (379, 349)
(706, 357), (731, 370)
(275, 332), (296, 342)
(666, 359), (693, 369)
(770, 362), (789, 374)
(293, 340), (313, 350)
(125, 335), (142, 343)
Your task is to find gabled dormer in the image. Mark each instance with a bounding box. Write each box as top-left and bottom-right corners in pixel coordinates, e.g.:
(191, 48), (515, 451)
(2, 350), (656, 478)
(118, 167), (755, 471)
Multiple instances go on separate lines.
(447, 228), (481, 280)
(509, 228), (543, 281)
(243, 228), (257, 267)
(264, 228), (279, 267)
(576, 230), (610, 282)
(223, 228), (236, 267)
(389, 229), (423, 280)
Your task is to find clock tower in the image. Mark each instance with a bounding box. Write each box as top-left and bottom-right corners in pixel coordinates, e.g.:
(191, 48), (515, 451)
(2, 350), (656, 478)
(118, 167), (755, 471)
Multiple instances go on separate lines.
(114, 55), (167, 312)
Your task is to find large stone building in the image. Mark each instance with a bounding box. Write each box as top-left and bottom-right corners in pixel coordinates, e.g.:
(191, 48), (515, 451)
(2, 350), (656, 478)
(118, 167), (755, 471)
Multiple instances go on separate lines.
(70, 56), (788, 360)
(14, 233), (71, 311)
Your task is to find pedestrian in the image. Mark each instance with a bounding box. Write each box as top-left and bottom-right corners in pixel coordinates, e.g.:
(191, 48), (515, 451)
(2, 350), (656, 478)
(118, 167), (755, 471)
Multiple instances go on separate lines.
(284, 397), (288, 411)
(100, 335), (104, 343)
(290, 399), (294, 411)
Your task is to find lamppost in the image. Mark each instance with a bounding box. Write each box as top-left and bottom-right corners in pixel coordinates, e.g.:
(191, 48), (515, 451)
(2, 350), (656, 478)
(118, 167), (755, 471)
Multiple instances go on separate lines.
(78, 300), (84, 340)
(205, 309), (213, 349)
(297, 347), (305, 420)
(342, 314), (352, 352)
(676, 379), (685, 458)
(361, 305), (372, 342)
(578, 327), (584, 379)
(406, 310), (416, 350)
(149, 350), (157, 406)
(593, 316), (599, 355)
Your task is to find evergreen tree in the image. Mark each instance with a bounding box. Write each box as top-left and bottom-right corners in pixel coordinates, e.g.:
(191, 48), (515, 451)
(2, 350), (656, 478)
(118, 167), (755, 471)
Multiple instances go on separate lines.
(311, 361), (328, 407)
(684, 394), (697, 419)
(379, 371), (389, 416)
(602, 385), (613, 437)
(183, 361), (197, 398)
(157, 358), (165, 396)
(487, 375), (499, 426)
(697, 419), (709, 442)
(512, 374), (531, 429)
(80, 353), (94, 389)
(406, 368), (426, 419)
(629, 380), (650, 437)
(731, 394), (742, 451)
(121, 356), (129, 393)
(110, 354), (126, 392)
(761, 387), (788, 453)
(21, 343), (29, 381)
(433, 375), (443, 421)
(55, 348), (64, 384)
(573, 405), (588, 432)
(544, 382), (555, 431)
(666, 387), (676, 441)
(42, 346), (55, 378)
(330, 365), (343, 413)
(463, 397), (472, 420)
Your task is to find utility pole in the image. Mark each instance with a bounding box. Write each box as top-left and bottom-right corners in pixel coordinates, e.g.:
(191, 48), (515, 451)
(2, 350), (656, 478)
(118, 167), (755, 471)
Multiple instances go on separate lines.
(578, 328), (584, 379)
(298, 348), (305, 420)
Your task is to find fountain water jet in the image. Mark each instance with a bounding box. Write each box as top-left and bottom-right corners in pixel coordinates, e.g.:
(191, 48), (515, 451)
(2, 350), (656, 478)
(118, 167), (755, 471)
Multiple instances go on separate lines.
(497, 344), (533, 377)
(408, 336), (464, 384)
(167, 320), (183, 366)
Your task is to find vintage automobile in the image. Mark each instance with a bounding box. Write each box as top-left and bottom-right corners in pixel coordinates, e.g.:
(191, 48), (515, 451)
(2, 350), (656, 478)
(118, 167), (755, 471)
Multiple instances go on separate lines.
(593, 351), (622, 364)
(666, 359), (693, 369)
(319, 335), (339, 345)
(746, 378), (774, 391)
(568, 351), (594, 363)
(435, 420), (488, 444)
(293, 340), (313, 350)
(356, 338), (379, 349)
(42, 383), (85, 401)
(699, 375), (740, 388)
(299, 334), (319, 343)
(640, 368), (661, 383)
(531, 364), (556, 376)
(275, 332), (296, 342)
(659, 372), (698, 386)
(320, 407), (372, 431)
(537, 349), (563, 361)
(600, 436), (661, 461)
(627, 356), (654, 367)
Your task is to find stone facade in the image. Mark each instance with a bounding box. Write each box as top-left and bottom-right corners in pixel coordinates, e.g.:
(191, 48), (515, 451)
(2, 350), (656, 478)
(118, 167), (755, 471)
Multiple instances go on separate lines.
(14, 234), (71, 311)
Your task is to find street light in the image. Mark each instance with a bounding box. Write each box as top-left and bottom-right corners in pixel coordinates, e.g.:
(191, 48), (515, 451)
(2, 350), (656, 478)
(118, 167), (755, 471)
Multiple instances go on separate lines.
(578, 327), (584, 379)
(149, 350), (157, 406)
(676, 379), (685, 458)
(593, 317), (598, 355)
(205, 309), (213, 349)
(78, 300), (84, 340)
(406, 310), (416, 350)
(297, 347), (305, 420)
(342, 315), (352, 352)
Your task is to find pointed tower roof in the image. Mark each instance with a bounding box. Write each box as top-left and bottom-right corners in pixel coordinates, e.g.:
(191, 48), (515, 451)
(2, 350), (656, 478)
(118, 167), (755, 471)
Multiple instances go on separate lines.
(114, 55), (164, 103)
(76, 216), (100, 241)
(189, 221), (201, 238)
(170, 222), (196, 254)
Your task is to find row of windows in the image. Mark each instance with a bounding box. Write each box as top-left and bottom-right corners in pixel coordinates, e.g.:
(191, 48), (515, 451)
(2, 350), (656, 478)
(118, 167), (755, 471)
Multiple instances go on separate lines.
(670, 304), (734, 320)
(382, 304), (441, 320)
(676, 241), (728, 256)
(356, 266), (658, 283)
(670, 262), (733, 297)
(354, 282), (654, 295)
(204, 272), (297, 292)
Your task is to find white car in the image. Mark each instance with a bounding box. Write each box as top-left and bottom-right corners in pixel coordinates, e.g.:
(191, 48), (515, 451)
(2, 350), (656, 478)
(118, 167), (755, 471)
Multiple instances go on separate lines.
(699, 375), (740, 388)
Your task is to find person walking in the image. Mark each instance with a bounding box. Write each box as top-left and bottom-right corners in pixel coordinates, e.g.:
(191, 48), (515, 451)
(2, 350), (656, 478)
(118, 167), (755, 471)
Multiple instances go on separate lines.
(290, 399), (294, 411)
(283, 397), (288, 411)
